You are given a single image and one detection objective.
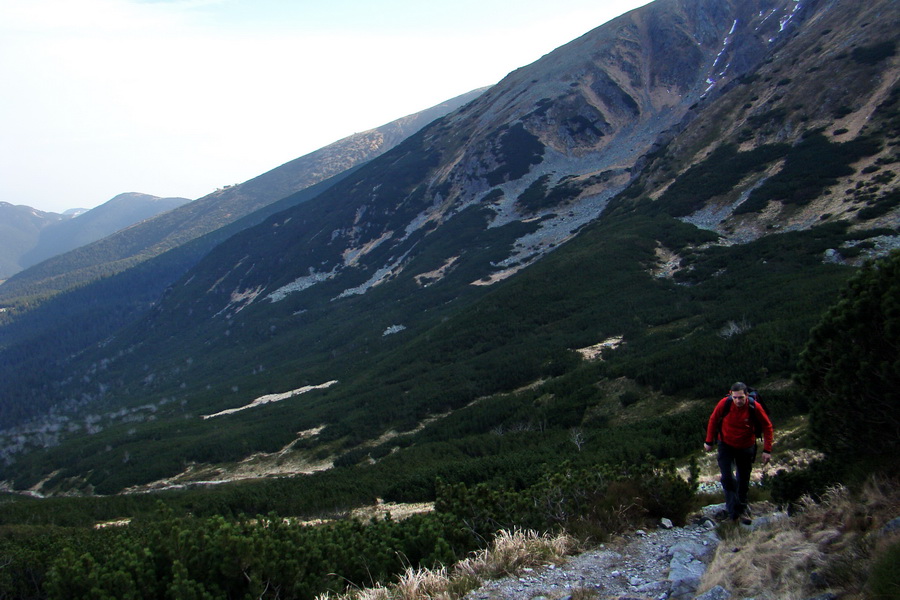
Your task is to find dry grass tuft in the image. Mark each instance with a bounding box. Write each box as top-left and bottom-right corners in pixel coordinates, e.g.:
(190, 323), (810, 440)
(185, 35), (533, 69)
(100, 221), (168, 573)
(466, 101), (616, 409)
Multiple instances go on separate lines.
(699, 476), (900, 599)
(316, 529), (577, 600)
(568, 586), (601, 600)
(348, 566), (455, 600)
(454, 529), (579, 579)
(702, 523), (825, 599)
(391, 566), (456, 600)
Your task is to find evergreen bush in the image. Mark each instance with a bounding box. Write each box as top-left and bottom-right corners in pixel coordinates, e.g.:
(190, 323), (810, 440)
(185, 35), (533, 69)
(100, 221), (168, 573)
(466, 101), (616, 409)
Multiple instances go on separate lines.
(797, 250), (900, 459)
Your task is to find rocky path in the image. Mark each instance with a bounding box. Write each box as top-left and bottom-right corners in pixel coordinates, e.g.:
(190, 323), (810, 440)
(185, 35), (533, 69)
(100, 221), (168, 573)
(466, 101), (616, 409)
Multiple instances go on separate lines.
(462, 504), (755, 600)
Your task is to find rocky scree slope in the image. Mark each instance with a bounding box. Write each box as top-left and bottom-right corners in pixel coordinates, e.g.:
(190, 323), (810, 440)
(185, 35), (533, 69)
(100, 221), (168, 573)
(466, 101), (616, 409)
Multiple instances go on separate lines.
(412, 502), (790, 600)
(153, 0), (817, 322)
(634, 0), (900, 249)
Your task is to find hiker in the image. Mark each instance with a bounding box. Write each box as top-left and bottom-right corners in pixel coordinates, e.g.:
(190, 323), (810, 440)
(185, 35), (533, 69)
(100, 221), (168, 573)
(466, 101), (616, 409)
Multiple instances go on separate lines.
(703, 382), (773, 523)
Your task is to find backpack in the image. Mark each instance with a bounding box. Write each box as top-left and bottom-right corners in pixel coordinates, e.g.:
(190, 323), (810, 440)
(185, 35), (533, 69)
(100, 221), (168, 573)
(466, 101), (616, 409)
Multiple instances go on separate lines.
(718, 388), (770, 439)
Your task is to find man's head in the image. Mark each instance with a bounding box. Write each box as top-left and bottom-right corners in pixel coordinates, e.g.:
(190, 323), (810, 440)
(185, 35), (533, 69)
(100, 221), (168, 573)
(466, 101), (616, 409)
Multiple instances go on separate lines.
(730, 381), (749, 407)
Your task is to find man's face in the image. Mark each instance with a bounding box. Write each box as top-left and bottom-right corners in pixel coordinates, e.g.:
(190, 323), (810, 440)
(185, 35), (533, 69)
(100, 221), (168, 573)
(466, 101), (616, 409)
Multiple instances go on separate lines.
(731, 390), (748, 406)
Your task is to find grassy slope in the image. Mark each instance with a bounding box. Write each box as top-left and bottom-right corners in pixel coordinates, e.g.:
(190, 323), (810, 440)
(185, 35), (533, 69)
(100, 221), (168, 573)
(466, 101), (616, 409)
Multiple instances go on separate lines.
(1, 193), (860, 508)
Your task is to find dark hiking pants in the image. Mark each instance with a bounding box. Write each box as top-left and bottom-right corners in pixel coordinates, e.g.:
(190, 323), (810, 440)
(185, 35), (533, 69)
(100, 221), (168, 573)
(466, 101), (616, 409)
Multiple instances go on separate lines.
(717, 441), (756, 519)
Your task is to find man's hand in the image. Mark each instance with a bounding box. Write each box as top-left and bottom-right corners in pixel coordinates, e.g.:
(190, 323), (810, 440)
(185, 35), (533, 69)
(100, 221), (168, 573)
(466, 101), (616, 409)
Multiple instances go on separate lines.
(703, 443), (713, 452)
(761, 451), (771, 465)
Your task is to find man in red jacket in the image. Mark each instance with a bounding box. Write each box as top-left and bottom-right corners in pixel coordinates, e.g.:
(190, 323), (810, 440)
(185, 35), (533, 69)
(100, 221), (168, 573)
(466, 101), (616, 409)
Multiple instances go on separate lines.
(704, 382), (774, 524)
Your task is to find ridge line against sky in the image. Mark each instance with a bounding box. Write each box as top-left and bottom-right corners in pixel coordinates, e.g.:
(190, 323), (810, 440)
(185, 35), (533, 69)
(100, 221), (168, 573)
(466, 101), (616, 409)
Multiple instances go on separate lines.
(0, 0), (651, 213)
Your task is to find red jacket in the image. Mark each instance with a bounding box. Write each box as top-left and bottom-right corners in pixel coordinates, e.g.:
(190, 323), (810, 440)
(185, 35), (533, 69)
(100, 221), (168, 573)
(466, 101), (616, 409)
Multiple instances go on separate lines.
(706, 396), (773, 453)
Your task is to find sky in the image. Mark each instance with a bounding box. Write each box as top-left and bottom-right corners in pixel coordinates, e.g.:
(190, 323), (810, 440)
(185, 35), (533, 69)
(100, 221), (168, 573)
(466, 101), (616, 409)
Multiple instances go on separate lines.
(1, 0), (651, 214)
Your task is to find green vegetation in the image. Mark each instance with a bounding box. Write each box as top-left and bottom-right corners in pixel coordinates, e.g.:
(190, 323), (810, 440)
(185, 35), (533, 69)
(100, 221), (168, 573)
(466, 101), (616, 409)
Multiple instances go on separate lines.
(652, 132), (882, 220)
(768, 251), (900, 506)
(2, 202), (884, 597)
(0, 172), (357, 429)
(798, 250), (900, 460)
(516, 174), (589, 213)
(869, 538), (900, 600)
(851, 40), (897, 66)
(1, 5), (898, 597)
(2, 204), (866, 496)
(0, 458), (698, 600)
(653, 143), (789, 217)
(485, 124), (545, 186)
(436, 459), (695, 541)
(736, 133), (882, 213)
(517, 174), (554, 211)
(1, 509), (465, 600)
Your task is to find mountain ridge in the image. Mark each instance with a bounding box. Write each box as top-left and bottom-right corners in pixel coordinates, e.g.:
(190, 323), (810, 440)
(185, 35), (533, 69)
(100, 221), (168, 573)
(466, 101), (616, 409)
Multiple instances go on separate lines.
(0, 193), (191, 281)
(18, 193), (191, 271)
(0, 203), (67, 281)
(0, 87), (486, 304)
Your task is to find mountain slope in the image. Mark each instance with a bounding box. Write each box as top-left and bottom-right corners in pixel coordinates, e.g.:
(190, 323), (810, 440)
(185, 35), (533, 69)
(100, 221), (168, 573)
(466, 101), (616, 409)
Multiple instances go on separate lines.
(18, 193), (190, 270)
(145, 0), (889, 334)
(0, 90), (484, 429)
(0, 88), (486, 304)
(146, 0), (814, 320)
(0, 0), (898, 495)
(0, 203), (67, 281)
(0, 193), (188, 281)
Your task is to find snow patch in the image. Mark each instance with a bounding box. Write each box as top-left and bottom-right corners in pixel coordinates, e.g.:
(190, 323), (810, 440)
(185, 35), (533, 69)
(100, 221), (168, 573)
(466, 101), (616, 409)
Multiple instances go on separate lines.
(575, 336), (624, 360)
(780, 1), (802, 32)
(267, 267), (339, 302)
(201, 381), (338, 419)
(705, 19), (739, 94)
(334, 245), (416, 299)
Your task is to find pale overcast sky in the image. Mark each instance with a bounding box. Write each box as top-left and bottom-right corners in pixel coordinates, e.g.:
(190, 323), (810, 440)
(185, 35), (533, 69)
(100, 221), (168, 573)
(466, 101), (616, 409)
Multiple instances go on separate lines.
(0, 0), (651, 213)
